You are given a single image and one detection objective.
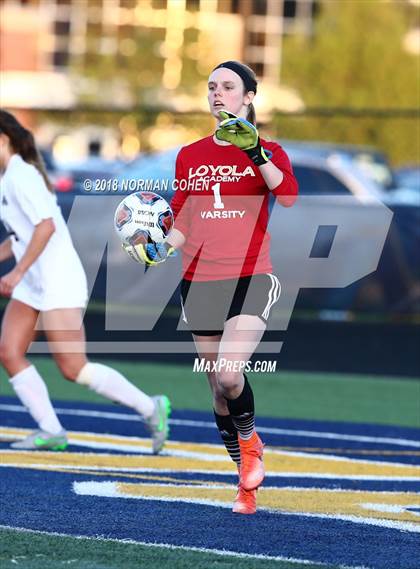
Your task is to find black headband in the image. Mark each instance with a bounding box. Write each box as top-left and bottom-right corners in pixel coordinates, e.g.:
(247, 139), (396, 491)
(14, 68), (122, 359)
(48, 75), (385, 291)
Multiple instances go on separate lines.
(213, 61), (257, 94)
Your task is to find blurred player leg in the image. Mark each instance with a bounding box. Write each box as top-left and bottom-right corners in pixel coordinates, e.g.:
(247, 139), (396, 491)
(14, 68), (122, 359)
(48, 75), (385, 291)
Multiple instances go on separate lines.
(193, 333), (242, 465)
(218, 315), (266, 494)
(0, 300), (65, 446)
(43, 308), (170, 453)
(193, 330), (260, 513)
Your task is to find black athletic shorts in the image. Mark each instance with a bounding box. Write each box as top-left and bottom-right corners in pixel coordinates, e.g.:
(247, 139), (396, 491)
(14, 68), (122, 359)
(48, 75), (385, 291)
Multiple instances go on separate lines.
(180, 274), (281, 336)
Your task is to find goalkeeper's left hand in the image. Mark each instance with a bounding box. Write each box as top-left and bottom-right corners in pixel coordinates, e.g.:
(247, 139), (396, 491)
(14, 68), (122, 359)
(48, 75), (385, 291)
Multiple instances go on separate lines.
(215, 110), (270, 167)
(122, 241), (177, 266)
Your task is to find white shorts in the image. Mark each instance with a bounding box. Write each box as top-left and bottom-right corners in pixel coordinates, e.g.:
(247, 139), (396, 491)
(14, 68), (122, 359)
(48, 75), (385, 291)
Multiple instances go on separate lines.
(12, 269), (88, 312)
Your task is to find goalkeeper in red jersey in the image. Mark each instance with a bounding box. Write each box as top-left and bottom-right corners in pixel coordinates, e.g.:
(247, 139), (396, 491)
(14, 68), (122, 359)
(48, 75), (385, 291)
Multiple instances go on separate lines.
(125, 61), (298, 514)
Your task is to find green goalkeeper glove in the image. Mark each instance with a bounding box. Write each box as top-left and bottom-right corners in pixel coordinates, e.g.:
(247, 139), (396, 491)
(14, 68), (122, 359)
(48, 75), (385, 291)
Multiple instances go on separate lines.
(122, 241), (176, 266)
(215, 110), (270, 166)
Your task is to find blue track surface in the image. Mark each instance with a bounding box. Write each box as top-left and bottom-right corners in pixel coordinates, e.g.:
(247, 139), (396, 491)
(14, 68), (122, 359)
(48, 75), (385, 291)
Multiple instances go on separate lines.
(1, 396), (419, 569)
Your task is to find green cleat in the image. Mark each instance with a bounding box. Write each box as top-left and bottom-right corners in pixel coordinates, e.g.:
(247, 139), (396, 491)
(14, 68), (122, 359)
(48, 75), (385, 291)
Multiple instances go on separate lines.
(146, 395), (171, 455)
(11, 429), (68, 451)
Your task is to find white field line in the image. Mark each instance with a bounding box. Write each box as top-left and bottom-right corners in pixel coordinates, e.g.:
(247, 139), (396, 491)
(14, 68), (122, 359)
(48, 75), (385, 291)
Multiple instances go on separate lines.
(72, 481), (420, 534)
(1, 403), (419, 448)
(359, 502), (420, 516)
(0, 524), (371, 569)
(0, 458), (419, 481)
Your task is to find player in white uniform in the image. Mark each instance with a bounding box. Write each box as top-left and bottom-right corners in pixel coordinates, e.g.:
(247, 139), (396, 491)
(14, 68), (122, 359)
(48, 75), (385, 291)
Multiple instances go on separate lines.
(0, 110), (170, 453)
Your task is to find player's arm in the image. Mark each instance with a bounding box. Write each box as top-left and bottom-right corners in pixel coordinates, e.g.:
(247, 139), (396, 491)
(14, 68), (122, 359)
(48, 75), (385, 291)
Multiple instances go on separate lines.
(261, 147), (298, 207)
(168, 150), (189, 248)
(0, 218), (55, 296)
(0, 238), (13, 262)
(258, 161), (283, 190)
(166, 227), (185, 250)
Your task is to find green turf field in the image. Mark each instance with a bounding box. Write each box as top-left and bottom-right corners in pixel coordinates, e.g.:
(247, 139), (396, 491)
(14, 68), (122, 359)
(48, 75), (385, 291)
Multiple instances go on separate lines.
(0, 528), (334, 569)
(1, 358), (419, 569)
(1, 356), (419, 427)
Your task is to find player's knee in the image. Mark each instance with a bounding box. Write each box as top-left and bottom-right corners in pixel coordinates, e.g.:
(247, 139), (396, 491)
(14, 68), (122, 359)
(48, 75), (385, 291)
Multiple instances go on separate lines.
(212, 386), (226, 407)
(0, 342), (8, 365)
(0, 341), (19, 367)
(55, 357), (85, 382)
(216, 370), (243, 393)
(206, 370), (217, 382)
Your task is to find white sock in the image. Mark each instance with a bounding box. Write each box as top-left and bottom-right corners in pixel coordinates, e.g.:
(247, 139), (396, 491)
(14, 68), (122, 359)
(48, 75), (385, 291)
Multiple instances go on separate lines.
(10, 365), (63, 435)
(76, 362), (155, 418)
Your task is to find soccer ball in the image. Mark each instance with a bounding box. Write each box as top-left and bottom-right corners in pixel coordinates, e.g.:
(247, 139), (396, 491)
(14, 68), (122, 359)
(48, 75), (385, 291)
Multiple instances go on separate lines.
(114, 191), (174, 245)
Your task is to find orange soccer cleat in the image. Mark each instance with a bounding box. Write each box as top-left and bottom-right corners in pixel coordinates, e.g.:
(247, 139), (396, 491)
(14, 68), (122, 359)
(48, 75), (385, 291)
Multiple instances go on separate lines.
(232, 484), (257, 514)
(238, 431), (265, 491)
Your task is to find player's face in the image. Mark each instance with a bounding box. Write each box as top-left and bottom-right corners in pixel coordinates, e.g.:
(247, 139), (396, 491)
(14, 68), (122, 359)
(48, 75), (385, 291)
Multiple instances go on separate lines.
(208, 68), (253, 121)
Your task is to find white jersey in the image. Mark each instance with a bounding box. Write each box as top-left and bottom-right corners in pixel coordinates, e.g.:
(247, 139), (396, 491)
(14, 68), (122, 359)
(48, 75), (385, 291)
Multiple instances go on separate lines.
(0, 154), (88, 310)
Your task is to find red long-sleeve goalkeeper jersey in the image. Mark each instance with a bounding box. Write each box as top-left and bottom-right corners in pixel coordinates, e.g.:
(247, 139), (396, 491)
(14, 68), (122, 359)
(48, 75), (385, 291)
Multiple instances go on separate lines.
(170, 135), (298, 281)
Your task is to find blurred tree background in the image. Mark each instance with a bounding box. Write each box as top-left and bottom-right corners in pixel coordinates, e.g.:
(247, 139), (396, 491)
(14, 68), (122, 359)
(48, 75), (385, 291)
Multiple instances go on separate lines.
(278, 0), (419, 165)
(56, 0), (419, 164)
(70, 8), (215, 155)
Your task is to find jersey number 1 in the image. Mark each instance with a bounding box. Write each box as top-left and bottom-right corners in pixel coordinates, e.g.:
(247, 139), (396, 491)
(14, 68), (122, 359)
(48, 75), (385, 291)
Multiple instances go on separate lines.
(211, 183), (224, 209)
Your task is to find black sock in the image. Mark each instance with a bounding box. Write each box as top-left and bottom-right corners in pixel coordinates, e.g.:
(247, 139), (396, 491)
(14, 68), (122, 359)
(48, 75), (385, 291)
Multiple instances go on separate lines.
(213, 410), (240, 465)
(225, 375), (255, 441)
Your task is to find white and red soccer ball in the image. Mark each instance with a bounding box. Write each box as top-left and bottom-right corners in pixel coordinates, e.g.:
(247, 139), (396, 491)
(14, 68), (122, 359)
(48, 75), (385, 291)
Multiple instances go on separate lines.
(114, 191), (174, 245)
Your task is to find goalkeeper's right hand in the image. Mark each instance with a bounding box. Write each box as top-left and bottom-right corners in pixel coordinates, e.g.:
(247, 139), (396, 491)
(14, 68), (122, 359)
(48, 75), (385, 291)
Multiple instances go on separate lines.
(216, 110), (270, 167)
(122, 241), (177, 266)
